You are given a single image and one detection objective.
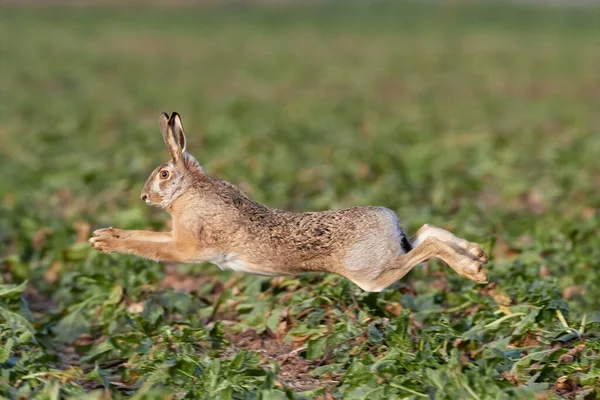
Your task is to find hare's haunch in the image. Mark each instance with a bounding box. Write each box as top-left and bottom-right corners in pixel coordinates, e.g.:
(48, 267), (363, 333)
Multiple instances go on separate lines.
(89, 112), (489, 291)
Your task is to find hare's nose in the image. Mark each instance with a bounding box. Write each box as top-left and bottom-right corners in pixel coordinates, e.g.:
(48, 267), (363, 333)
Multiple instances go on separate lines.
(141, 194), (148, 201)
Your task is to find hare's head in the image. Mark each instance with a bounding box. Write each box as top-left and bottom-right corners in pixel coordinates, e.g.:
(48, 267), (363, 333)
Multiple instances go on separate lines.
(141, 112), (204, 208)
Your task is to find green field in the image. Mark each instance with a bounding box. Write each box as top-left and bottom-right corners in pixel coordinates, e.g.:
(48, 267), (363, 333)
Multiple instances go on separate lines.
(1, 2), (600, 399)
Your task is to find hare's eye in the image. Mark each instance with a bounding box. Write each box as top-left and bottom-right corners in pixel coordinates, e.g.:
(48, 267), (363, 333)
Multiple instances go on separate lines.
(160, 170), (170, 179)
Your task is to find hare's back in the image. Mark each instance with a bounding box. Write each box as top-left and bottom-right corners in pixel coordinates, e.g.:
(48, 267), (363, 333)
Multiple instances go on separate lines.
(288, 206), (407, 253)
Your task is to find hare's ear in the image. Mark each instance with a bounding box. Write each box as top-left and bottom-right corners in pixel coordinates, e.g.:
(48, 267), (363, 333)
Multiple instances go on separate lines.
(160, 112), (186, 165)
(169, 112), (186, 153)
(159, 112), (170, 138)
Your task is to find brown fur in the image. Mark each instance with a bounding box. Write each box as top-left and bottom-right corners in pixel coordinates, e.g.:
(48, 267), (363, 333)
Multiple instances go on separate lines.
(90, 112), (489, 292)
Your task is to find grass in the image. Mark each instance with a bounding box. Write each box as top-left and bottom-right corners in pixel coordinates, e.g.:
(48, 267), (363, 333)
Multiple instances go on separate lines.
(1, 2), (599, 399)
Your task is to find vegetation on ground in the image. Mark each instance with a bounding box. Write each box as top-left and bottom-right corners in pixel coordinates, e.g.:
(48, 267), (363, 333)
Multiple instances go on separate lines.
(1, 2), (599, 399)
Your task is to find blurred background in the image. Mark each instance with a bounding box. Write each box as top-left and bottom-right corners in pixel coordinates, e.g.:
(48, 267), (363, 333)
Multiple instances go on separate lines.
(2, 1), (599, 229)
(1, 0), (599, 397)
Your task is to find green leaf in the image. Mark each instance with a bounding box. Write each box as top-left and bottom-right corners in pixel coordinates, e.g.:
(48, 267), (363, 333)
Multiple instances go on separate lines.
(54, 308), (90, 343)
(141, 298), (164, 333)
(209, 321), (226, 350)
(106, 285), (123, 305)
(0, 337), (14, 363)
(266, 307), (283, 334)
(513, 308), (541, 336)
(0, 305), (36, 335)
(31, 382), (60, 400)
(158, 290), (191, 314)
(63, 242), (91, 262)
(84, 364), (110, 389)
(306, 337), (327, 360)
(80, 340), (115, 363)
(130, 381), (173, 400)
(387, 310), (412, 351)
(367, 324), (384, 344)
(311, 364), (341, 376)
(425, 368), (447, 390)
(0, 280), (28, 299)
(579, 367), (600, 386)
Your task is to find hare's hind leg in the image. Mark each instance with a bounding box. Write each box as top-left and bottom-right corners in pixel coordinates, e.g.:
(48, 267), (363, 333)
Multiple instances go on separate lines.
(89, 227), (182, 261)
(413, 224), (488, 263)
(362, 236), (488, 292)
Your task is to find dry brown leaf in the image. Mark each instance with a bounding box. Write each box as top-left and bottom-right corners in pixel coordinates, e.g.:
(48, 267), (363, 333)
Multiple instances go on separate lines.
(480, 282), (512, 306)
(512, 332), (543, 348)
(563, 286), (585, 300)
(555, 375), (578, 395)
(275, 320), (288, 340)
(316, 394), (336, 400)
(73, 221), (91, 243)
(520, 188), (546, 215)
(581, 207), (595, 220)
(45, 260), (62, 284)
(32, 228), (51, 250)
(127, 302), (144, 314)
(502, 371), (524, 385)
(74, 333), (94, 347)
(462, 304), (482, 317)
(558, 344), (586, 364)
(270, 276), (286, 288)
(498, 305), (512, 315)
(384, 302), (403, 317)
(428, 271), (447, 292)
(355, 163), (371, 179)
(493, 236), (521, 259)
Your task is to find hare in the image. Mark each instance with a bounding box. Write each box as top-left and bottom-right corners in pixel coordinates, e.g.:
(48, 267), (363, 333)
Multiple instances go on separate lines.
(89, 112), (489, 292)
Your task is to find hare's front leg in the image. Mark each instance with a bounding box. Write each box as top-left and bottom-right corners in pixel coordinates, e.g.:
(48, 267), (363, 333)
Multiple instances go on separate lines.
(92, 227), (171, 242)
(89, 227), (181, 261)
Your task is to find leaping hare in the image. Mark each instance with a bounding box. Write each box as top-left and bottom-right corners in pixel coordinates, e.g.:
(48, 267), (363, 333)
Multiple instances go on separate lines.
(89, 112), (489, 292)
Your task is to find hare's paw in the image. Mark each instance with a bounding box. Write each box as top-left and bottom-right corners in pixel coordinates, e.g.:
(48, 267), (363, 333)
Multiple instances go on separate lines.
(89, 227), (127, 253)
(447, 239), (489, 265)
(89, 236), (120, 253)
(457, 257), (489, 284)
(416, 225), (488, 263)
(464, 242), (489, 264)
(457, 243), (489, 284)
(92, 227), (128, 239)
